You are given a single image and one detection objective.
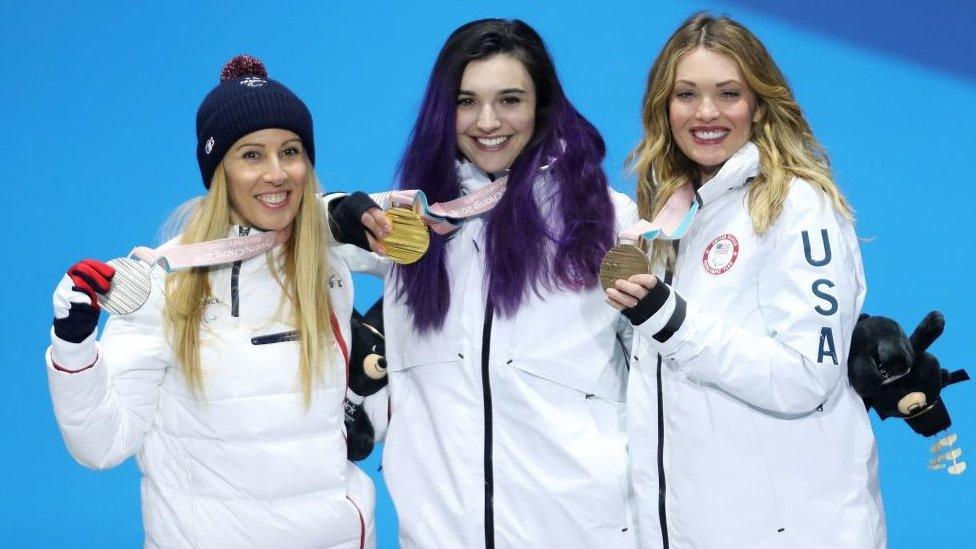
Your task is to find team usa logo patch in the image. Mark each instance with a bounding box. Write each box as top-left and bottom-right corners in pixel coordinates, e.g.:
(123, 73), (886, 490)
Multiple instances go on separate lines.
(702, 233), (739, 275)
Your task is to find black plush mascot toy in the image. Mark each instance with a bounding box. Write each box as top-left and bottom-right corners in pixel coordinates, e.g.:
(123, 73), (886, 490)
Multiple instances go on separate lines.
(849, 311), (969, 437)
(344, 298), (388, 461)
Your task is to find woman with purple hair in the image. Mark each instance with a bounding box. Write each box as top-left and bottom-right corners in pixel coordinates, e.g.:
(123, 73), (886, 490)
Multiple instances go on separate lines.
(371, 18), (639, 549)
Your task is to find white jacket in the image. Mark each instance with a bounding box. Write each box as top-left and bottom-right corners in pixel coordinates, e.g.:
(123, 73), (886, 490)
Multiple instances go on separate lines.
(627, 143), (885, 548)
(375, 162), (640, 548)
(46, 227), (383, 549)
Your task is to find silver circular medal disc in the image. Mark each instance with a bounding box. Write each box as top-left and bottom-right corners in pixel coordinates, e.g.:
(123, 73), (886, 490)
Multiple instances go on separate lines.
(97, 258), (153, 315)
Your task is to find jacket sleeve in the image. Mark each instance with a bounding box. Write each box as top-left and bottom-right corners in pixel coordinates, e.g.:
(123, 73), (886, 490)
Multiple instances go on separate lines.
(320, 193), (391, 277)
(46, 284), (169, 470)
(635, 182), (866, 415)
(333, 243), (390, 278)
(610, 189), (640, 237)
(610, 189), (640, 355)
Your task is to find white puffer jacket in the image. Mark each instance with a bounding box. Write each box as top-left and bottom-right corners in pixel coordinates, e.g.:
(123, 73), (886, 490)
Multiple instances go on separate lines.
(373, 162), (640, 549)
(46, 227), (383, 548)
(627, 143), (885, 548)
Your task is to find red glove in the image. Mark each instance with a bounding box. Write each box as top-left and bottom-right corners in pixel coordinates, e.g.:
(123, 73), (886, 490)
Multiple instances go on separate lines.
(52, 259), (115, 344)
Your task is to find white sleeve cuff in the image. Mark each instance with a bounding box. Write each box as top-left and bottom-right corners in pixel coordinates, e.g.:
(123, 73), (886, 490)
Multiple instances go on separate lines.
(49, 328), (98, 373)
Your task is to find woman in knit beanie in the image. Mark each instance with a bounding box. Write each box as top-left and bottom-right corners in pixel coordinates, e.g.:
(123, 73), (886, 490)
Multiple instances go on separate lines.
(45, 54), (386, 548)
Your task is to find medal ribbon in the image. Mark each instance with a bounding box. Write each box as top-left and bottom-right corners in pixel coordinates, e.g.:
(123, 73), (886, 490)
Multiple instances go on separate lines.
(619, 183), (699, 244)
(371, 175), (508, 235)
(128, 228), (291, 271)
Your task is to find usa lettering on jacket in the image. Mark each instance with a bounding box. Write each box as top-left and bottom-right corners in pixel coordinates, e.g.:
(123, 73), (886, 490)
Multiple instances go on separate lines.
(803, 228), (839, 365)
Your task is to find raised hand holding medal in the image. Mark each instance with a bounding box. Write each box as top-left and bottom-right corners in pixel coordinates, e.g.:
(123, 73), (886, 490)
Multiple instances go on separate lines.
(370, 173), (509, 264)
(601, 182), (699, 291)
(95, 229), (290, 315)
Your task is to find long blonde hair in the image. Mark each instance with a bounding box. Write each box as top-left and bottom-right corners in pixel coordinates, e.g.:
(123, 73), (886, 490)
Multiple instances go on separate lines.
(163, 163), (334, 404)
(627, 12), (853, 268)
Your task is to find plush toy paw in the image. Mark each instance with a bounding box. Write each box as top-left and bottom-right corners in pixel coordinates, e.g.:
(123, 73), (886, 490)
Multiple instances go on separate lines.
(344, 397), (376, 462)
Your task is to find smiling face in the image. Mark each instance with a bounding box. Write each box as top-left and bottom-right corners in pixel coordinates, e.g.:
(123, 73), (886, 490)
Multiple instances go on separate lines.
(455, 53), (537, 174)
(669, 47), (762, 182)
(222, 128), (307, 231)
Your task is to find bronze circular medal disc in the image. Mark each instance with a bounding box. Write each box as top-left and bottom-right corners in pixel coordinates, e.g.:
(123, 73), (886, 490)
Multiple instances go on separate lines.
(383, 207), (430, 265)
(599, 244), (651, 291)
(98, 257), (153, 315)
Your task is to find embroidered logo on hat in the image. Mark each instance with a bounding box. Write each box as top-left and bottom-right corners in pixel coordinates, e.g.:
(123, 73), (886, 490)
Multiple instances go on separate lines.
(205, 136), (215, 155)
(239, 76), (267, 88)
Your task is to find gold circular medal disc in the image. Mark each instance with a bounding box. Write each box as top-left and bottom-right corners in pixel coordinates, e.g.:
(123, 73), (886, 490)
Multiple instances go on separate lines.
(599, 244), (651, 291)
(383, 207), (430, 265)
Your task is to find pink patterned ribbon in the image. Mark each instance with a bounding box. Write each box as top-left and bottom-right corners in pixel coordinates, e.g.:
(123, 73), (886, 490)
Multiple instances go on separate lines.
(129, 228), (290, 271)
(618, 183), (699, 243)
(371, 175), (508, 235)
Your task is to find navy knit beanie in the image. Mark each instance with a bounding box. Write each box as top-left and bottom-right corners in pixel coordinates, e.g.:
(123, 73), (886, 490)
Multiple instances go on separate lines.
(196, 55), (315, 188)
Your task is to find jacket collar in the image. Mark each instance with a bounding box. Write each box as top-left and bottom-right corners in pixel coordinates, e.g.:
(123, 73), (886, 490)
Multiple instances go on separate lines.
(456, 160), (494, 195)
(226, 225), (285, 261)
(228, 225), (266, 237)
(456, 159), (512, 195)
(455, 157), (553, 196)
(695, 141), (760, 207)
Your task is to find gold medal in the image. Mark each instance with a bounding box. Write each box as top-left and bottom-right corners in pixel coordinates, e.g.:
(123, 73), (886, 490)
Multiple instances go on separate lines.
(599, 243), (650, 291)
(383, 207), (430, 265)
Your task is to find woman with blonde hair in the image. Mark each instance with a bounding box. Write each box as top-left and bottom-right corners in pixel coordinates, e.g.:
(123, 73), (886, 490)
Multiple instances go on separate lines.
(45, 55), (386, 548)
(607, 13), (885, 548)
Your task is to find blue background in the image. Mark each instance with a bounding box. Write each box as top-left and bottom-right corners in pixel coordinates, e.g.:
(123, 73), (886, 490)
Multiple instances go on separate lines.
(3, 0), (973, 546)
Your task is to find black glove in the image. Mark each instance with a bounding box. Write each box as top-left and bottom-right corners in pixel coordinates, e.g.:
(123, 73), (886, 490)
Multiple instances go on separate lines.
(328, 192), (381, 251)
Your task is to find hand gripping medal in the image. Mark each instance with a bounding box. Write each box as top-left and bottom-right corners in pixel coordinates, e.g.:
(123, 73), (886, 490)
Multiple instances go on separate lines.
(599, 242), (652, 291)
(96, 230), (289, 315)
(382, 207), (430, 265)
(371, 174), (509, 263)
(600, 183), (699, 290)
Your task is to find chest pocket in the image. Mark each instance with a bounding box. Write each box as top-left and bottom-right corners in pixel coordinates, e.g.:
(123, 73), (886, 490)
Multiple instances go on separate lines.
(387, 341), (461, 373)
(500, 288), (627, 403)
(382, 295), (464, 374)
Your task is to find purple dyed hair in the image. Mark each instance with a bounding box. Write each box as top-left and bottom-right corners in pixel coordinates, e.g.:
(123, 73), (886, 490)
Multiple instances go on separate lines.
(396, 18), (616, 332)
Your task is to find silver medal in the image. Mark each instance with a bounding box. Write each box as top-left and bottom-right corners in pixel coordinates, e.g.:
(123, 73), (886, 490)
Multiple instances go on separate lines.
(97, 257), (153, 315)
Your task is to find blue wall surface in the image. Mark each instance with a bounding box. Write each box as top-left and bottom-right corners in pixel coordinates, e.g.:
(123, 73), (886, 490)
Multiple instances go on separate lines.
(3, 1), (973, 546)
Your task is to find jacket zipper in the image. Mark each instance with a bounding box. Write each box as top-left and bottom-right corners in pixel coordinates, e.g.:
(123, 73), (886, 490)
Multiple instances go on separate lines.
(657, 241), (680, 548)
(230, 226), (250, 318)
(656, 353), (669, 549)
(482, 302), (495, 549)
(250, 330), (298, 345)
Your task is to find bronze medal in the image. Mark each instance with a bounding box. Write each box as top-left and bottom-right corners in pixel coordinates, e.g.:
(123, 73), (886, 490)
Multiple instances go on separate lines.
(383, 207), (430, 265)
(599, 243), (651, 291)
